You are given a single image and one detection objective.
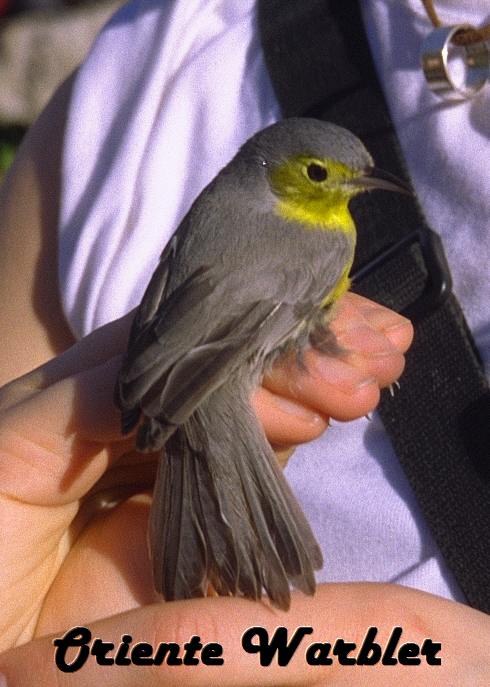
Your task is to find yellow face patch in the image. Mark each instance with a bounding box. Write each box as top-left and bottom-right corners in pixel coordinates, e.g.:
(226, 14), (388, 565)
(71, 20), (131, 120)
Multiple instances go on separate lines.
(269, 155), (361, 235)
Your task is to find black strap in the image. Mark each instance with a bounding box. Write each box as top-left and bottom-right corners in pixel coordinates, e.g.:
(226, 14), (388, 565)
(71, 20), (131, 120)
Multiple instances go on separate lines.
(258, 0), (490, 613)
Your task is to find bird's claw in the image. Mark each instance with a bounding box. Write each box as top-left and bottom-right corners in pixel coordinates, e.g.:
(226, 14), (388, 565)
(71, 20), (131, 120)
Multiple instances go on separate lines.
(388, 380), (401, 397)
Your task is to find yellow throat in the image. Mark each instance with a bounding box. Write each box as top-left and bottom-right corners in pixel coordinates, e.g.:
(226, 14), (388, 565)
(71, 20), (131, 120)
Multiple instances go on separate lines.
(270, 155), (361, 237)
(268, 155), (363, 308)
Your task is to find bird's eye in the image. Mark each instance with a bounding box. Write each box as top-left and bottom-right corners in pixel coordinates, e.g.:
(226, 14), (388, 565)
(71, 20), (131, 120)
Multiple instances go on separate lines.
(306, 163), (328, 182)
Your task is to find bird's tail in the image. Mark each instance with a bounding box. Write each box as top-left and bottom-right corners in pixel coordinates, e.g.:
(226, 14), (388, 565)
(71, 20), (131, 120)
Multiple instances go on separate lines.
(148, 381), (323, 611)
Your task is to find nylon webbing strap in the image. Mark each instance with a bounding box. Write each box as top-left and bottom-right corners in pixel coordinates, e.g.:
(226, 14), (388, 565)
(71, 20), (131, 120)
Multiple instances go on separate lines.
(258, 0), (490, 613)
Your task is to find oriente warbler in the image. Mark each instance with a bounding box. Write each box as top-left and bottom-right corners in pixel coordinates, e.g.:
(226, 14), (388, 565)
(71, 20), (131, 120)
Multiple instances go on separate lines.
(115, 118), (408, 610)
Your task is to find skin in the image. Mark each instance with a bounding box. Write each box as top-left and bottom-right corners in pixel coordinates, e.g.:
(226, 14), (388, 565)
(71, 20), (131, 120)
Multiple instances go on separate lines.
(0, 74), (489, 685)
(0, 312), (489, 686)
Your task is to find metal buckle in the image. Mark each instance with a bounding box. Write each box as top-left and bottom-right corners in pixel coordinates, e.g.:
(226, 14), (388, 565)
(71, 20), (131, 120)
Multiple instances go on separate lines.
(351, 229), (452, 323)
(421, 25), (489, 101)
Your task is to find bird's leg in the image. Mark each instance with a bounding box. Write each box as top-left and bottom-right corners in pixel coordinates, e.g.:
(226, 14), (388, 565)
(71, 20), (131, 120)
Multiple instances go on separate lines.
(309, 321), (344, 357)
(294, 346), (309, 372)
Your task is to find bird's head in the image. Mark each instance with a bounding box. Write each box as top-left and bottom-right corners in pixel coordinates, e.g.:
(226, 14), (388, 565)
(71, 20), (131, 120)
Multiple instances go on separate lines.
(240, 118), (410, 235)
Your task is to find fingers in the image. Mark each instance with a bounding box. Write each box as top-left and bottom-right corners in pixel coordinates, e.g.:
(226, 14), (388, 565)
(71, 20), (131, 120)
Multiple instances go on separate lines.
(0, 311), (139, 506)
(0, 355), (128, 508)
(263, 347), (382, 423)
(0, 311), (135, 412)
(36, 310), (135, 388)
(252, 386), (328, 447)
(330, 291), (413, 388)
(338, 291), (413, 352)
(0, 293), (412, 503)
(256, 293), (413, 445)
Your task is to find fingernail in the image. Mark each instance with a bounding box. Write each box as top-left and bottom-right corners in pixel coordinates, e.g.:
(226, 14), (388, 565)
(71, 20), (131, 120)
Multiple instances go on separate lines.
(310, 355), (376, 393)
(272, 395), (323, 422)
(383, 321), (413, 346)
(0, 673), (8, 686)
(384, 315), (412, 329)
(335, 324), (398, 358)
(359, 305), (411, 330)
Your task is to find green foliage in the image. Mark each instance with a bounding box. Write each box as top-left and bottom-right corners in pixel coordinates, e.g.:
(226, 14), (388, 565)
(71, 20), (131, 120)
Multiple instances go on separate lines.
(0, 141), (17, 178)
(0, 126), (26, 180)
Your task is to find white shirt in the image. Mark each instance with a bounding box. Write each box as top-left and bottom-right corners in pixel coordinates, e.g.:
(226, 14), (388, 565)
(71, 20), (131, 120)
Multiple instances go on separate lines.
(59, 0), (489, 602)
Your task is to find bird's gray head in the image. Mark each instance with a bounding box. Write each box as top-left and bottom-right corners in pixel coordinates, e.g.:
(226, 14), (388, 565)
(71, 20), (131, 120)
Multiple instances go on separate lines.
(242, 117), (373, 173)
(229, 118), (408, 232)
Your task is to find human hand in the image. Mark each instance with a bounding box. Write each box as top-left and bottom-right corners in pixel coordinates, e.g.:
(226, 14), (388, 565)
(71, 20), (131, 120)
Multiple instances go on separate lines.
(0, 292), (411, 643)
(0, 292), (416, 685)
(255, 291), (413, 461)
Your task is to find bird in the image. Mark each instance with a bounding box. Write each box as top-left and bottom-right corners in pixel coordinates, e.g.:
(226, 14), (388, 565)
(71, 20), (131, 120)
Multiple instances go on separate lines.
(114, 117), (408, 611)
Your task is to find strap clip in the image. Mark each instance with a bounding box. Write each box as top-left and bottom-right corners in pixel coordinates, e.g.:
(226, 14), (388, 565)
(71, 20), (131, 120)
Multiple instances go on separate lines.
(352, 229), (452, 323)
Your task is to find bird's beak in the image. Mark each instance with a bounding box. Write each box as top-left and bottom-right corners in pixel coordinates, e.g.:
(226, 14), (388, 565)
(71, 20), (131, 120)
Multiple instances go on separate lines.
(350, 167), (412, 195)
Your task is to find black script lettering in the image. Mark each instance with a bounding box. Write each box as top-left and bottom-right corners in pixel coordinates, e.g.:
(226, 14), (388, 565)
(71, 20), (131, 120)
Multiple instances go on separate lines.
(131, 642), (155, 666)
(183, 636), (202, 665)
(398, 642), (421, 665)
(114, 635), (132, 666)
(356, 626), (382, 665)
(242, 626), (313, 667)
(421, 639), (442, 665)
(153, 642), (182, 666)
(201, 643), (224, 665)
(381, 627), (403, 665)
(53, 626), (91, 673)
(332, 638), (356, 665)
(91, 638), (115, 665)
(305, 642), (333, 665)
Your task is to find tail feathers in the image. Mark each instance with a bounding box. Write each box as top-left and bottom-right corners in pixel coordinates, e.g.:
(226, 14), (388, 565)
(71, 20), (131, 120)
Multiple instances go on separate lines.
(151, 427), (252, 601)
(149, 389), (323, 610)
(120, 407), (141, 435)
(191, 450), (260, 599)
(120, 408), (178, 453)
(257, 443), (324, 579)
(238, 433), (321, 598)
(150, 429), (208, 599)
(135, 416), (177, 452)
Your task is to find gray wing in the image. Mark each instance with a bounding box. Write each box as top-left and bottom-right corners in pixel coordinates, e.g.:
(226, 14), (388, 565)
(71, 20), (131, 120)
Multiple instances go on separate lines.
(115, 197), (352, 446)
(115, 263), (316, 442)
(126, 234), (179, 347)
